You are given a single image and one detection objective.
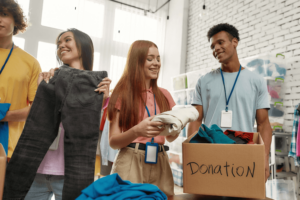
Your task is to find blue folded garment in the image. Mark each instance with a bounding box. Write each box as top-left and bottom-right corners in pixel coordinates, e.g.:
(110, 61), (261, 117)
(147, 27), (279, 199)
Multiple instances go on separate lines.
(76, 173), (167, 200)
(190, 124), (235, 144)
(0, 103), (11, 155)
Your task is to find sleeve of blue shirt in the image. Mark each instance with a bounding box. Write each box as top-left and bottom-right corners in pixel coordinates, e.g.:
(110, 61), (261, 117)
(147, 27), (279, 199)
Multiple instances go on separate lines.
(256, 77), (270, 110)
(191, 77), (203, 106)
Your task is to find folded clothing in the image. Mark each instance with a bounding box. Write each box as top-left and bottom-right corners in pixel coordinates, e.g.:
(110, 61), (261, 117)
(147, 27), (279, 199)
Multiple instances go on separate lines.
(152, 106), (199, 136)
(76, 173), (167, 200)
(0, 103), (11, 154)
(190, 124), (235, 144)
(223, 130), (255, 144)
(268, 104), (284, 117)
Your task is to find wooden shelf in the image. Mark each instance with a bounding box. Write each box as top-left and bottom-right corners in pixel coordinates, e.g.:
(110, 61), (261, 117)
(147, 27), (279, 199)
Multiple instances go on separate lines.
(273, 132), (292, 137)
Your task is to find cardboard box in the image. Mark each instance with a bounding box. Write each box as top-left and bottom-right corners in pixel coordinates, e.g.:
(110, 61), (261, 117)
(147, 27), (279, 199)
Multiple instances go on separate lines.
(0, 144), (6, 200)
(183, 132), (265, 199)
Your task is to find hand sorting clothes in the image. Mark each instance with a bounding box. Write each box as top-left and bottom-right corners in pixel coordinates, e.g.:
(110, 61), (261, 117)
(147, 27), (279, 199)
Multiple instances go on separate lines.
(76, 173), (167, 200)
(151, 106), (199, 136)
(190, 124), (257, 145)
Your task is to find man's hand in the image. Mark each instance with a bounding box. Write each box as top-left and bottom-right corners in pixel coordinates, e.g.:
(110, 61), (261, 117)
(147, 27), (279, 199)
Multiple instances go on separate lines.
(1, 105), (32, 122)
(256, 108), (272, 183)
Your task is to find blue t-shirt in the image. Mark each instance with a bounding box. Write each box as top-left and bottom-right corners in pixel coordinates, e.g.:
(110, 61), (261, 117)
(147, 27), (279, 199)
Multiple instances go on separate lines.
(192, 68), (270, 132)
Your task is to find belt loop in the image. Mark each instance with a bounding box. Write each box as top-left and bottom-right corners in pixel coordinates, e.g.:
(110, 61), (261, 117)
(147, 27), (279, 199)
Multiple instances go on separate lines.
(134, 143), (139, 154)
(162, 145), (166, 155)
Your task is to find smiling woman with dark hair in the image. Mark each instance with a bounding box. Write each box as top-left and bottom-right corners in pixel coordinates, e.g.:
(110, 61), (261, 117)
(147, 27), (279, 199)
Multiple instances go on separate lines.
(56, 28), (94, 71)
(4, 28), (112, 200)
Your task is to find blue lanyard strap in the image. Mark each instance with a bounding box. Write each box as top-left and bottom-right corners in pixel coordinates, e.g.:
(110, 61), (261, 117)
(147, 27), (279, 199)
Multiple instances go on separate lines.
(145, 94), (156, 143)
(145, 94), (156, 117)
(0, 43), (14, 74)
(220, 65), (241, 112)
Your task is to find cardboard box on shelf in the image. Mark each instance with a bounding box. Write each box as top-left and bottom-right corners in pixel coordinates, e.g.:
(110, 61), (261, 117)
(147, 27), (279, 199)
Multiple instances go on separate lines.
(182, 132), (265, 199)
(172, 74), (187, 91)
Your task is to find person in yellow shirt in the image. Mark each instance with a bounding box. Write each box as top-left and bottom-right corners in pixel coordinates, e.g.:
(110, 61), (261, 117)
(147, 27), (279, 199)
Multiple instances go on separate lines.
(0, 0), (41, 161)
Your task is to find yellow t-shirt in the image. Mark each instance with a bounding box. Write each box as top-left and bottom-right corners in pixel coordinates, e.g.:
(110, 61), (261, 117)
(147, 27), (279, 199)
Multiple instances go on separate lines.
(0, 47), (41, 158)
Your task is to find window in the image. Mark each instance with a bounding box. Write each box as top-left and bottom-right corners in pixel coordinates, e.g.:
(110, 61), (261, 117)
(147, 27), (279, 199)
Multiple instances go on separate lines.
(37, 42), (58, 71)
(17, 0), (30, 18)
(13, 37), (25, 49)
(113, 9), (159, 46)
(41, 0), (104, 38)
(77, 1), (104, 38)
(41, 0), (78, 30)
(110, 55), (126, 89)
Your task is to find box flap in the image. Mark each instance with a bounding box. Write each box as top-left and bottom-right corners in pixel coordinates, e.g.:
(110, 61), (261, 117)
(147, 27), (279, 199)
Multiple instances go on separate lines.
(184, 131), (197, 143)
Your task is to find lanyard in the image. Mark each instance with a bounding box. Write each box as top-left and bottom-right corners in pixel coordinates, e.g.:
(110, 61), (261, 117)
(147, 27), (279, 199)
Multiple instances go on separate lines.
(145, 94), (156, 117)
(145, 94), (156, 143)
(0, 43), (14, 74)
(220, 65), (241, 112)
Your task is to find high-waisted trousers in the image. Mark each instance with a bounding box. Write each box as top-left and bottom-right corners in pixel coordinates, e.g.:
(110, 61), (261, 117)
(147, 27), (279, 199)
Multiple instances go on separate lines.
(4, 65), (107, 200)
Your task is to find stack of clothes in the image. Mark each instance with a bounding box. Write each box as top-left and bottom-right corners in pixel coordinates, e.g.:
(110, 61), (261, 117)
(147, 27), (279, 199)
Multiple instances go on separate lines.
(190, 124), (256, 145)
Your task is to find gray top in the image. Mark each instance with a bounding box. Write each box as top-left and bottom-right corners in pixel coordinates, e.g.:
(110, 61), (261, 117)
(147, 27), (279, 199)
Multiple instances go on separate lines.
(192, 68), (270, 132)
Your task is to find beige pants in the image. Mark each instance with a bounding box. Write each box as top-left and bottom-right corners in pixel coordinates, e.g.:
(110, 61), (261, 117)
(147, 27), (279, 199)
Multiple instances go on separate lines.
(111, 143), (175, 196)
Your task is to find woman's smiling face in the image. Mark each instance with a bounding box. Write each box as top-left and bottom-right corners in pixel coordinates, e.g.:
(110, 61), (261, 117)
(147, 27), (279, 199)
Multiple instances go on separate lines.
(57, 31), (80, 66)
(143, 45), (161, 81)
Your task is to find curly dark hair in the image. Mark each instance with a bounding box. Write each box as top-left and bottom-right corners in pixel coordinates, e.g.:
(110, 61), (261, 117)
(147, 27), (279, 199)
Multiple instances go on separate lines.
(207, 23), (240, 42)
(0, 0), (28, 35)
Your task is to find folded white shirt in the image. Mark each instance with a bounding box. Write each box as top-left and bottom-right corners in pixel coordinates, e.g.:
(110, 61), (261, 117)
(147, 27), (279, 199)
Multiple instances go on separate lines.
(151, 106), (199, 136)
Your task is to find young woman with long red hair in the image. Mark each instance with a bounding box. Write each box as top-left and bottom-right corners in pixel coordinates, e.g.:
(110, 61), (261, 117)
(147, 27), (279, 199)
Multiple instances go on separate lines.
(108, 40), (178, 196)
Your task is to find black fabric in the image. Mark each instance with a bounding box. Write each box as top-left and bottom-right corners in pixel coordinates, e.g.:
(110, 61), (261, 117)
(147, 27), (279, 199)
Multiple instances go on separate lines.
(4, 65), (107, 200)
(226, 132), (247, 144)
(127, 143), (169, 152)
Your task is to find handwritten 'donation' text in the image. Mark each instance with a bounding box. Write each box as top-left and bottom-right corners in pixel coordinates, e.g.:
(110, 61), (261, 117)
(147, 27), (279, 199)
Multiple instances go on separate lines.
(187, 161), (255, 178)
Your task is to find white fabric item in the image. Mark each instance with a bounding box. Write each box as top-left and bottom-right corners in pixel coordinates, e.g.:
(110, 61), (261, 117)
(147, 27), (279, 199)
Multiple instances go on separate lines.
(100, 120), (118, 166)
(151, 107), (199, 136)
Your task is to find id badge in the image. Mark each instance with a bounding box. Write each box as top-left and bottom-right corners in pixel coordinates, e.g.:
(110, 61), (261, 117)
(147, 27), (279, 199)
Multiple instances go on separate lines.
(221, 110), (232, 128)
(145, 142), (159, 164)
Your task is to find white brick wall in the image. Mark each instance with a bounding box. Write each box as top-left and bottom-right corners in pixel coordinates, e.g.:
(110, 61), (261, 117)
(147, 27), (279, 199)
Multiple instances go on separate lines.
(186, 0), (300, 72)
(186, 0), (300, 134)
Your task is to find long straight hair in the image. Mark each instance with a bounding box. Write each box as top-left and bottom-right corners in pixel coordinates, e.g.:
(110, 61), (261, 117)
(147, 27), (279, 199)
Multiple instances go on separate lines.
(108, 40), (170, 131)
(56, 28), (94, 71)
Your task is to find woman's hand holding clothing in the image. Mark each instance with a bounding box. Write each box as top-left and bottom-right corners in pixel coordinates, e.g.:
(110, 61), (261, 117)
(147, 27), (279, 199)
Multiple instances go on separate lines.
(133, 116), (165, 138)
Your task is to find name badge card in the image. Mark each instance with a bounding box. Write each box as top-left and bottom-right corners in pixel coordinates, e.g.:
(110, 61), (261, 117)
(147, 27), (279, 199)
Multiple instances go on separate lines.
(145, 142), (159, 164)
(221, 110), (232, 128)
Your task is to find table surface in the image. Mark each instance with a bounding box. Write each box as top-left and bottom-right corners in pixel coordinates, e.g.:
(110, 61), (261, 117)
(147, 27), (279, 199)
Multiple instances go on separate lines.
(168, 194), (273, 200)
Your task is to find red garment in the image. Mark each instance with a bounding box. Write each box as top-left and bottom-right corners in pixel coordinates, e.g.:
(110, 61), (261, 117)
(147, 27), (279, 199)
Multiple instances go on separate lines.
(223, 130), (255, 144)
(100, 107), (107, 131)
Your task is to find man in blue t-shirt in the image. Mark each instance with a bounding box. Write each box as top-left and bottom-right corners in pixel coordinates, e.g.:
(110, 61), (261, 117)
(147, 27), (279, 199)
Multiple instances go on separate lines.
(187, 23), (272, 182)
